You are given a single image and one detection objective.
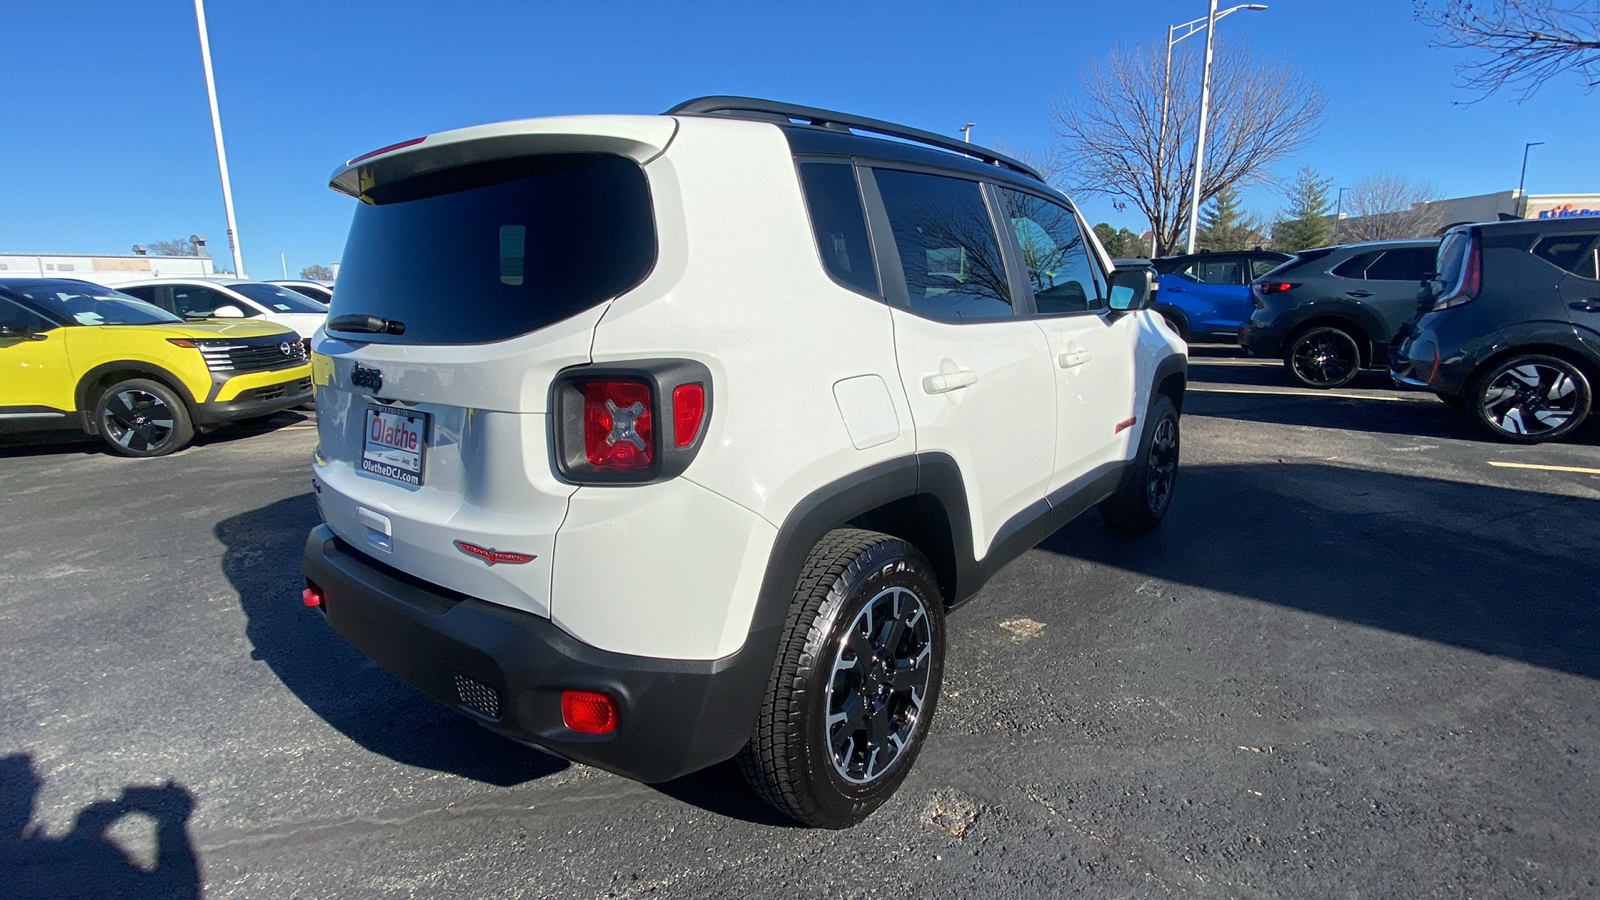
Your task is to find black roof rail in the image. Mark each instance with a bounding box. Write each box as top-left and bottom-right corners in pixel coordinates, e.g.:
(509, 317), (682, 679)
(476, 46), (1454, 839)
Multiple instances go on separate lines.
(665, 96), (1044, 182)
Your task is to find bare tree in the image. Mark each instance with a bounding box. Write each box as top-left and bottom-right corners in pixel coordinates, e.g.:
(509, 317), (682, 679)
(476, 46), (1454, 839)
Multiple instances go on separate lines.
(1416, 1), (1600, 99)
(300, 264), (334, 280)
(146, 237), (201, 257)
(1337, 175), (1442, 242)
(1048, 40), (1325, 257)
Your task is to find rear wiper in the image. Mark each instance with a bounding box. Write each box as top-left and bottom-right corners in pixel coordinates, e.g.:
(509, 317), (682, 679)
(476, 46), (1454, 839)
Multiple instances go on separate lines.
(329, 313), (405, 335)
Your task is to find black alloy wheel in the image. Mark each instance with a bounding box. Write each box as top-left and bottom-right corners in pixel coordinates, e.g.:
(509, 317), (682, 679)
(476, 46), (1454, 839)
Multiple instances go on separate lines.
(1100, 394), (1181, 535)
(94, 378), (194, 458)
(1286, 326), (1362, 389)
(739, 529), (945, 828)
(1471, 354), (1592, 444)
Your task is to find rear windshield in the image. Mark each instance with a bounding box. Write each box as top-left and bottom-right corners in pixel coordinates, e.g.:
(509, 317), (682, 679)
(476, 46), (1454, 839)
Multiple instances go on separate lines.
(330, 153), (655, 344)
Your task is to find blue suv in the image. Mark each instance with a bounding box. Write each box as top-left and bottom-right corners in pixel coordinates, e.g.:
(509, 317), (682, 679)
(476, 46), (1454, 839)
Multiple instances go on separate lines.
(1152, 250), (1291, 340)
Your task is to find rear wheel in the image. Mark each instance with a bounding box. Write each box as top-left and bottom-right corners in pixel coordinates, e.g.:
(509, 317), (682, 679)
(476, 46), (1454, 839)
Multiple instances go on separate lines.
(738, 529), (944, 828)
(1285, 326), (1362, 389)
(1469, 354), (1592, 444)
(93, 378), (194, 458)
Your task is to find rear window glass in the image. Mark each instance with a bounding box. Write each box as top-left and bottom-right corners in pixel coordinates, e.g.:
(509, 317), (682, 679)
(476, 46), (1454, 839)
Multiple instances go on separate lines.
(331, 153), (655, 344)
(798, 162), (878, 296)
(873, 168), (1012, 320)
(1331, 251), (1380, 279)
(1179, 258), (1242, 284)
(1365, 247), (1436, 282)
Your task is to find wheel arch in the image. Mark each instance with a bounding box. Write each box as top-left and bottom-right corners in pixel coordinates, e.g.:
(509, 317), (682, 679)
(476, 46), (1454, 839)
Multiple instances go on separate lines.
(75, 362), (198, 434)
(1281, 306), (1384, 367)
(1151, 303), (1191, 341)
(1466, 341), (1600, 396)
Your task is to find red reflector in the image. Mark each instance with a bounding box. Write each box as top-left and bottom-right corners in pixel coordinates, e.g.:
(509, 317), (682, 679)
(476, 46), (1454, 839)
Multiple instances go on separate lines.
(347, 135), (427, 165)
(582, 380), (653, 468)
(301, 585), (325, 607)
(561, 690), (618, 734)
(672, 383), (706, 448)
(1259, 282), (1299, 294)
(1115, 416), (1138, 434)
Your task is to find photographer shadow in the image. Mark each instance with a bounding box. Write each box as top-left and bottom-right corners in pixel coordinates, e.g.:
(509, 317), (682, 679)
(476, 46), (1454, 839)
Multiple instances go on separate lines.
(0, 754), (199, 900)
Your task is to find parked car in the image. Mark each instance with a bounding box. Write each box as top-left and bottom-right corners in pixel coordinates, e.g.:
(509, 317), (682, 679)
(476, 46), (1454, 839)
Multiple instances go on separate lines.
(1238, 239), (1439, 388)
(301, 96), (1187, 828)
(116, 279), (327, 340)
(269, 279), (334, 304)
(1151, 249), (1292, 341)
(0, 277), (311, 456)
(1392, 216), (1600, 443)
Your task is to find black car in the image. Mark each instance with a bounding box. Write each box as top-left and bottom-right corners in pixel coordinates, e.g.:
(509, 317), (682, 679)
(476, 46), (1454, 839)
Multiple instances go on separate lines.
(1239, 239), (1439, 388)
(1150, 249), (1293, 341)
(1392, 217), (1600, 443)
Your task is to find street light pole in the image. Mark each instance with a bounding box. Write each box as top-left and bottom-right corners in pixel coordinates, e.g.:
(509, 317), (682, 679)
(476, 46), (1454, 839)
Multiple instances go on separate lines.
(1333, 186), (1349, 243)
(1185, 1), (1220, 254)
(960, 123), (975, 143)
(193, 0), (246, 278)
(1518, 141), (1544, 199)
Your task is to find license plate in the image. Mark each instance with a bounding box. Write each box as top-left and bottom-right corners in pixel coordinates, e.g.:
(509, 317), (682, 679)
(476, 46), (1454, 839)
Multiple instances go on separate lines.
(362, 406), (428, 487)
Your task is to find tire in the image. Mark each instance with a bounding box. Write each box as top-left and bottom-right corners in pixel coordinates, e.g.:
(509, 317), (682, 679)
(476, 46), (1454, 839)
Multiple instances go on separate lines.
(93, 378), (194, 457)
(1099, 394), (1180, 535)
(1285, 326), (1362, 389)
(1469, 353), (1592, 444)
(738, 529), (945, 828)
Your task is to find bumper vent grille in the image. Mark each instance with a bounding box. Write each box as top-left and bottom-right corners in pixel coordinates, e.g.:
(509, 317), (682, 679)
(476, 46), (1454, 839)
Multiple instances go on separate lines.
(454, 674), (501, 720)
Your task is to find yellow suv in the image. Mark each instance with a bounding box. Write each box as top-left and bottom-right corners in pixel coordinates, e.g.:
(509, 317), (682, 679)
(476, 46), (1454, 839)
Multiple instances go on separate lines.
(1, 278), (313, 457)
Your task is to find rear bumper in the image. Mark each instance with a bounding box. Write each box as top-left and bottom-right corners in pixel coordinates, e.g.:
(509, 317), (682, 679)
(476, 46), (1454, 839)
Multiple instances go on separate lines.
(194, 376), (313, 425)
(1237, 324), (1282, 359)
(301, 525), (775, 783)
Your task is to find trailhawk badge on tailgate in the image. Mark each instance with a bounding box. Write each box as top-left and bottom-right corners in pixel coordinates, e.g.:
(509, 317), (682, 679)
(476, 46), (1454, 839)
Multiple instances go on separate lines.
(453, 540), (537, 566)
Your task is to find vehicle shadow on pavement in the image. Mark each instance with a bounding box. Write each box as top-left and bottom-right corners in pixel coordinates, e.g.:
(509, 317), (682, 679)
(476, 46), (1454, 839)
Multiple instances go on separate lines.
(0, 753), (200, 900)
(650, 760), (803, 828)
(1186, 391), (1475, 441)
(216, 494), (567, 787)
(1042, 462), (1600, 680)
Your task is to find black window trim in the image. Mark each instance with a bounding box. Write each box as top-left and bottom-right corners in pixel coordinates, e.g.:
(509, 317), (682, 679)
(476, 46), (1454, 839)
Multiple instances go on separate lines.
(988, 182), (1110, 320)
(790, 154), (887, 303)
(856, 162), (1024, 324)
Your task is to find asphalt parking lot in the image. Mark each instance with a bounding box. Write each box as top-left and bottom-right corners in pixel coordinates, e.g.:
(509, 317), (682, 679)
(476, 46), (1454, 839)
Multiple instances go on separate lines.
(3, 347), (1598, 899)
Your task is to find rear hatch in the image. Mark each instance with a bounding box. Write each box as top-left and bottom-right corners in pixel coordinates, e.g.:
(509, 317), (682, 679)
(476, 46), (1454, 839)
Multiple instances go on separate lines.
(310, 117), (672, 617)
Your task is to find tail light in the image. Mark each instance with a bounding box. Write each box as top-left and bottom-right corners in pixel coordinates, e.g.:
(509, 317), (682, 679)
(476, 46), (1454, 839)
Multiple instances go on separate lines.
(1257, 282), (1299, 294)
(302, 582), (325, 608)
(561, 690), (618, 734)
(552, 360), (713, 484)
(1433, 235), (1480, 311)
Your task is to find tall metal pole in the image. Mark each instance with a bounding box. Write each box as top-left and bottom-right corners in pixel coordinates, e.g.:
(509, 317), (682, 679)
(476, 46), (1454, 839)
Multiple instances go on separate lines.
(1333, 186), (1348, 243)
(193, 0), (246, 278)
(1185, 0), (1220, 254)
(1518, 141), (1544, 198)
(960, 123), (975, 142)
(1156, 24), (1175, 255)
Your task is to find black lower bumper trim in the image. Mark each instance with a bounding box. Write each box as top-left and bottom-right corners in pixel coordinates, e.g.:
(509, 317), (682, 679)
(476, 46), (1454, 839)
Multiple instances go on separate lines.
(194, 377), (313, 425)
(301, 525), (777, 783)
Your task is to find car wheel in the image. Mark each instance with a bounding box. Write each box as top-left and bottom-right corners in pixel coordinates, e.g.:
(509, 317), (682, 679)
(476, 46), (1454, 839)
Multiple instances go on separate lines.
(94, 378), (194, 458)
(1157, 309), (1189, 341)
(738, 528), (945, 828)
(1469, 354), (1592, 444)
(1099, 394), (1180, 535)
(1285, 326), (1362, 389)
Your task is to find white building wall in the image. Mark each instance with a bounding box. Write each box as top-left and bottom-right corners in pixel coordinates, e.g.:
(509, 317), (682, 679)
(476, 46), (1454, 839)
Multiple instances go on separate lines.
(0, 254), (216, 285)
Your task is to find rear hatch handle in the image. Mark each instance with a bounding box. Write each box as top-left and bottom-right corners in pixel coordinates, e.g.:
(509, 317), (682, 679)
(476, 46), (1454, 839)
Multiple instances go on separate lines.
(329, 313), (406, 335)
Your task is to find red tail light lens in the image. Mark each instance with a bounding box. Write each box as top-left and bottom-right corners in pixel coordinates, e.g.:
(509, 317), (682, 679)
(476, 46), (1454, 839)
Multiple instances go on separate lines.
(302, 583), (325, 608)
(561, 690), (618, 734)
(672, 383), (706, 448)
(1258, 282), (1299, 294)
(582, 380), (653, 468)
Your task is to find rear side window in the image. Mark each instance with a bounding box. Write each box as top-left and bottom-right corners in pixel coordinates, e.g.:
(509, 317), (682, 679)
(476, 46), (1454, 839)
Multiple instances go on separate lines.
(797, 162), (878, 296)
(331, 153), (656, 344)
(1365, 247), (1436, 282)
(1331, 251), (1381, 279)
(1532, 233), (1600, 279)
(1181, 257), (1242, 285)
(1250, 257), (1283, 278)
(873, 169), (1012, 320)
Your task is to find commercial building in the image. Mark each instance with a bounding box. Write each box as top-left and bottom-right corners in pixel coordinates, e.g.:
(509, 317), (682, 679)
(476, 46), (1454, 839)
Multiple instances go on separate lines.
(0, 249), (219, 286)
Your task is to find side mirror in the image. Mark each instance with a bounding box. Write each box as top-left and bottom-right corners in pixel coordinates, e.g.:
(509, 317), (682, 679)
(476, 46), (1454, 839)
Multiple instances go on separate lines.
(1108, 267), (1154, 311)
(211, 304), (246, 318)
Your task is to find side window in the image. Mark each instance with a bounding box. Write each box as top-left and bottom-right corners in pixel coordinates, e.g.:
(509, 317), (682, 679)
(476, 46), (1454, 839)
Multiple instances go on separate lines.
(1250, 257), (1283, 279)
(1365, 247), (1437, 282)
(1182, 257), (1243, 285)
(797, 162), (878, 296)
(171, 285), (248, 318)
(873, 168), (1012, 320)
(1331, 251), (1381, 280)
(116, 285), (160, 306)
(998, 188), (1103, 314)
(0, 296), (56, 334)
(1532, 233), (1600, 279)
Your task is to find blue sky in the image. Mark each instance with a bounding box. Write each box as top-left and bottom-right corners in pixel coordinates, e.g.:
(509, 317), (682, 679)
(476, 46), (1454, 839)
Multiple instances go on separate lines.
(4, 1), (1596, 276)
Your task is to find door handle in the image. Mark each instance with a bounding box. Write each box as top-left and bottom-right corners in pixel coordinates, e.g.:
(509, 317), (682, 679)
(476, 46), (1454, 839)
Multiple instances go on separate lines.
(1058, 349), (1092, 369)
(1167, 286), (1186, 293)
(922, 369), (977, 394)
(1346, 290), (1373, 298)
(1571, 300), (1600, 313)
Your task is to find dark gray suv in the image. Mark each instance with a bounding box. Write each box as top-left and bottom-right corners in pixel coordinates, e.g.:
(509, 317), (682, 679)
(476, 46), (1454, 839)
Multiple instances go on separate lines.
(1239, 239), (1439, 388)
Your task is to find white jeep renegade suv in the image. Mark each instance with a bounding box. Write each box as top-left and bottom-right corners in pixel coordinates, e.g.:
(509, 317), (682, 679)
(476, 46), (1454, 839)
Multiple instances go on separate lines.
(302, 97), (1187, 828)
